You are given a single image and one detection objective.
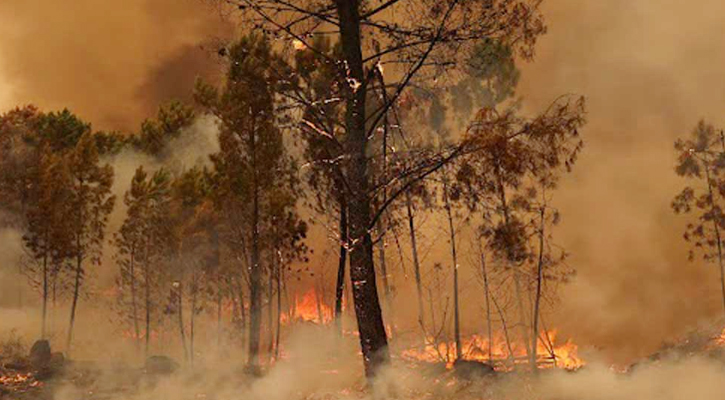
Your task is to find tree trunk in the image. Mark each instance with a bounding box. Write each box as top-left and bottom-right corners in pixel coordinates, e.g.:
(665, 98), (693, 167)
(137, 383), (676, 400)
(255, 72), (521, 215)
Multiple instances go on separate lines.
(443, 175), (462, 361)
(376, 66), (394, 339)
(492, 294), (516, 368)
(405, 191), (425, 333)
(334, 199), (348, 332)
(316, 280), (324, 323)
(248, 118), (262, 370)
(191, 270), (197, 367)
(495, 165), (531, 364)
(531, 206), (545, 372)
(144, 239), (151, 358)
(178, 283), (188, 363)
(376, 217), (392, 336)
(130, 246), (140, 353)
(479, 240), (493, 365)
(237, 278), (247, 350)
(267, 256), (275, 358)
(66, 252), (82, 354)
(41, 252), (48, 339)
(275, 258), (282, 360)
(217, 290), (222, 349)
(336, 0), (389, 377)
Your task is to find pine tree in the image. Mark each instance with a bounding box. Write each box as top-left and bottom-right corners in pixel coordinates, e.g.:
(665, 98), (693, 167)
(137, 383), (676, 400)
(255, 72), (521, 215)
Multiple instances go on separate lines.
(22, 144), (73, 339)
(673, 121), (725, 317)
(65, 132), (116, 353)
(197, 34), (305, 370)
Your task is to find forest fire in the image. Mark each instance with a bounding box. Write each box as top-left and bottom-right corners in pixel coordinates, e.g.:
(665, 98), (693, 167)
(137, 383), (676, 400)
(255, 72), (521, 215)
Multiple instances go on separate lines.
(0, 372), (42, 393)
(282, 289), (333, 324)
(9, 1), (725, 399)
(400, 330), (584, 371)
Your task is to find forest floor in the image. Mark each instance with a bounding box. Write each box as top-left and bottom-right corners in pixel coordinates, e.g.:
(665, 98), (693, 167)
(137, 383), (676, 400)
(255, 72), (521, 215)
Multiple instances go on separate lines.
(4, 324), (725, 400)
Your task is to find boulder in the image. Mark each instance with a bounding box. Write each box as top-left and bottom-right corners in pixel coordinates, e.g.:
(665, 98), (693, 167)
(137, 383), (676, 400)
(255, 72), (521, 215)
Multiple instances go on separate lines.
(145, 355), (179, 375)
(49, 352), (65, 370)
(452, 359), (495, 379)
(29, 340), (51, 369)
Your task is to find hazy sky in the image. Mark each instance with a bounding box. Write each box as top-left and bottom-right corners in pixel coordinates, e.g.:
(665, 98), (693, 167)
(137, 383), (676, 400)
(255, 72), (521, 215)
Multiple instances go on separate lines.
(2, 0), (725, 362)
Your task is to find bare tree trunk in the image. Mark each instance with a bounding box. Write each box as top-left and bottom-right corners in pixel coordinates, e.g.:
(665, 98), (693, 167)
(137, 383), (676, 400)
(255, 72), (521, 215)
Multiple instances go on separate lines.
(41, 253), (48, 339)
(51, 268), (57, 335)
(315, 277), (325, 323)
(130, 246), (140, 353)
(66, 251), (83, 354)
(376, 217), (392, 335)
(531, 206), (545, 372)
(406, 191), (425, 333)
(442, 175), (462, 361)
(217, 289), (222, 349)
(267, 258), (274, 358)
(191, 269), (197, 367)
(334, 199), (348, 332)
(177, 283), (188, 363)
(144, 247), (151, 358)
(478, 240), (493, 365)
(495, 165), (531, 364)
(17, 262), (23, 309)
(376, 66), (394, 340)
(492, 294), (516, 368)
(336, 0), (389, 377)
(248, 118), (262, 371)
(275, 256), (282, 360)
(236, 280), (247, 350)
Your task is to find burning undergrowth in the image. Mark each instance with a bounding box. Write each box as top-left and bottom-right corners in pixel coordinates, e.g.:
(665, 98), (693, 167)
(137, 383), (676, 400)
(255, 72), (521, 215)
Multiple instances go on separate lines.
(8, 321), (725, 400)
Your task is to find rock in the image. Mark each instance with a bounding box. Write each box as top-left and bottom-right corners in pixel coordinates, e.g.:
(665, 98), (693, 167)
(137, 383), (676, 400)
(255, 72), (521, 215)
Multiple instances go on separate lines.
(3, 360), (29, 371)
(452, 359), (495, 379)
(49, 352), (65, 370)
(145, 355), (179, 375)
(29, 340), (51, 369)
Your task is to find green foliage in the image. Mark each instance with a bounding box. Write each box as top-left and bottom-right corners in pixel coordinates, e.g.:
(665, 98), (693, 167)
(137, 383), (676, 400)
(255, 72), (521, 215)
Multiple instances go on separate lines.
(66, 132), (116, 267)
(33, 108), (92, 151)
(133, 100), (196, 156)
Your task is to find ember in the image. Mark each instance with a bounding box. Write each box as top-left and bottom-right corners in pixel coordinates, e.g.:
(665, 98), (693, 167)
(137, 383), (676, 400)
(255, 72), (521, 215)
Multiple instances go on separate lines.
(0, 372), (43, 394)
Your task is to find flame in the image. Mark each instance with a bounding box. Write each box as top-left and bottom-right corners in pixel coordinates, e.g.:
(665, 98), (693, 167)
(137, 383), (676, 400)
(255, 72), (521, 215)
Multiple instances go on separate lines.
(0, 372), (43, 392)
(400, 330), (584, 370)
(121, 328), (161, 342)
(281, 289), (333, 324)
(292, 39), (306, 51)
(716, 327), (725, 346)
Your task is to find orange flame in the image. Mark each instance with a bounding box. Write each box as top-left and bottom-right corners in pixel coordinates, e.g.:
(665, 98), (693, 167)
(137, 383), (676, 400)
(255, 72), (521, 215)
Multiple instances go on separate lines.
(281, 289), (333, 324)
(400, 330), (584, 370)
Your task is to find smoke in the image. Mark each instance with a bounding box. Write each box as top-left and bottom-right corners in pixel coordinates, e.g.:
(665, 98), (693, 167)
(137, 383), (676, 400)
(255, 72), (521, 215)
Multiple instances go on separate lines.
(0, 225), (27, 308)
(512, 0), (725, 362)
(0, 0), (230, 130)
(95, 114), (221, 288)
(41, 326), (725, 400)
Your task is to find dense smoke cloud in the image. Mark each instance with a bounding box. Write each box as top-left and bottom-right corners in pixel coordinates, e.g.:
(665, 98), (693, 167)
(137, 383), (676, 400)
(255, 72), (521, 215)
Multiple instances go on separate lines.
(518, 0), (725, 361)
(0, 0), (230, 130)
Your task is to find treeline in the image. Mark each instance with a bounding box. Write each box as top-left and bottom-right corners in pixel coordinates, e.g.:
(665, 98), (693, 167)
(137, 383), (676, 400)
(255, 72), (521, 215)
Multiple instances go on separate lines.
(1, 1), (587, 375)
